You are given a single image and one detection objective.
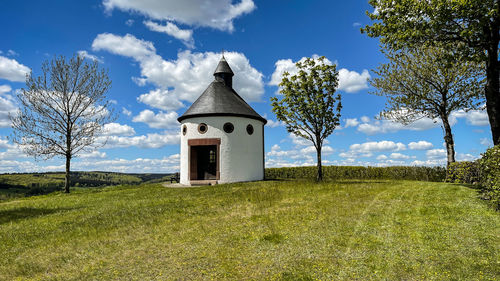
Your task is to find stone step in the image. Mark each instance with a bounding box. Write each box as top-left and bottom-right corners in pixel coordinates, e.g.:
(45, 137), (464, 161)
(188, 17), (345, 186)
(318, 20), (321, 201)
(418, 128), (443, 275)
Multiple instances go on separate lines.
(190, 180), (218, 186)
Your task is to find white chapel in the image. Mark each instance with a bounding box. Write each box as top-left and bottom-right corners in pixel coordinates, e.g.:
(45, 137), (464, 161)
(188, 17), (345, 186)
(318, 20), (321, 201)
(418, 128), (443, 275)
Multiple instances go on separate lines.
(177, 56), (267, 185)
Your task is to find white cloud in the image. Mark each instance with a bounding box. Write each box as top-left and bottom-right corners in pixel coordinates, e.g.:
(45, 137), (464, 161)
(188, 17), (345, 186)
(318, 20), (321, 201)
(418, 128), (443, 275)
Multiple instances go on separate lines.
(350, 141), (406, 153)
(144, 20), (194, 48)
(122, 107), (132, 116)
(457, 153), (478, 161)
(0, 56), (30, 82)
(426, 149), (446, 160)
(77, 50), (103, 63)
(73, 154), (180, 173)
(360, 116), (371, 123)
(408, 141), (433, 150)
(103, 0), (256, 31)
(79, 150), (107, 159)
(451, 108), (489, 126)
(269, 55), (370, 93)
(137, 88), (185, 111)
(338, 69), (370, 93)
(125, 19), (134, 26)
(266, 119), (284, 128)
(99, 131), (180, 149)
(102, 123), (136, 136)
(0, 86), (17, 127)
(376, 154), (388, 160)
(92, 33), (264, 104)
(390, 152), (410, 159)
(132, 110), (179, 129)
(344, 118), (359, 128)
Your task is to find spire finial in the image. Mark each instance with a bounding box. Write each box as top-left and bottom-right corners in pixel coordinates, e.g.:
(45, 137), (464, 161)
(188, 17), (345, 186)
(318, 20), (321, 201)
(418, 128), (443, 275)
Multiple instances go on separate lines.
(221, 49), (225, 59)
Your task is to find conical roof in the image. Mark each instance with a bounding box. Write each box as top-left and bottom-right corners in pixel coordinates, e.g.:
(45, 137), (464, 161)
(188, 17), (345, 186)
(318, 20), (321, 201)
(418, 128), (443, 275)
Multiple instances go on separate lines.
(213, 56), (234, 76)
(177, 81), (266, 123)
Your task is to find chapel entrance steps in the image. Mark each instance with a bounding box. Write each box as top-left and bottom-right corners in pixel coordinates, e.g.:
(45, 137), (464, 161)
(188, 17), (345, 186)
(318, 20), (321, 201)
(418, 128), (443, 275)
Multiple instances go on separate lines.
(190, 180), (218, 186)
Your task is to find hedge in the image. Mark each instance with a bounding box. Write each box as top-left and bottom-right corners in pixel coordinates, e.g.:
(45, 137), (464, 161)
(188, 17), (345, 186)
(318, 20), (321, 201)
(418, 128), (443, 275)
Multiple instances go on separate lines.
(446, 145), (500, 210)
(265, 165), (446, 182)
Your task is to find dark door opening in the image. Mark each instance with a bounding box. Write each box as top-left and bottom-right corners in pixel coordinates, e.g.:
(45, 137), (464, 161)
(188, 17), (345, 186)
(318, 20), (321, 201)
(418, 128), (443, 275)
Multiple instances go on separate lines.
(190, 145), (217, 180)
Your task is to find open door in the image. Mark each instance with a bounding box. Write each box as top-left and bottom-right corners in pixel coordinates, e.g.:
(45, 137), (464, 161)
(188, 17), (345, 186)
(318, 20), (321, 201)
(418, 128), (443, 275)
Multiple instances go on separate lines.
(188, 138), (220, 181)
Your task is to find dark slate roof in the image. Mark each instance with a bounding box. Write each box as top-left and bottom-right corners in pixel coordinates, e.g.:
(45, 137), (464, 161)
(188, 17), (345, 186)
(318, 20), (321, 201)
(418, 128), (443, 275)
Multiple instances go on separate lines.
(177, 80), (267, 124)
(213, 56), (234, 76)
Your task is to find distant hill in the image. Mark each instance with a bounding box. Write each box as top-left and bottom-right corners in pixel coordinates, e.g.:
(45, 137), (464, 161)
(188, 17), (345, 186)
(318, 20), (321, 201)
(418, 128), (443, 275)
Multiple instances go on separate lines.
(0, 171), (175, 200)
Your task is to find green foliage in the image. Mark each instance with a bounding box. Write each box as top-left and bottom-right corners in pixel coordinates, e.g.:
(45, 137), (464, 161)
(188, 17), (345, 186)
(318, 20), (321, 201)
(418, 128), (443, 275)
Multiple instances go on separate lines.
(0, 180), (498, 279)
(362, 0), (497, 61)
(362, 0), (500, 145)
(266, 165), (446, 182)
(479, 145), (500, 209)
(446, 161), (481, 184)
(270, 56), (342, 181)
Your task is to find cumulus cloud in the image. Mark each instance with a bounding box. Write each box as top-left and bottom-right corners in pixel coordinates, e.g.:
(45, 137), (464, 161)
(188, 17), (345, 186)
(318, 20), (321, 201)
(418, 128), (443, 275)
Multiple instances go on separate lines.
(103, 0), (255, 31)
(92, 33), (264, 108)
(0, 85), (17, 127)
(452, 108), (489, 126)
(338, 69), (370, 93)
(98, 131), (180, 149)
(137, 88), (185, 111)
(269, 55), (370, 93)
(144, 20), (194, 48)
(344, 118), (359, 128)
(350, 141), (406, 153)
(389, 152), (410, 159)
(0, 56), (30, 82)
(102, 123), (136, 136)
(408, 141), (433, 150)
(79, 150), (107, 159)
(426, 149), (446, 160)
(74, 154), (180, 173)
(266, 119), (284, 128)
(132, 110), (179, 129)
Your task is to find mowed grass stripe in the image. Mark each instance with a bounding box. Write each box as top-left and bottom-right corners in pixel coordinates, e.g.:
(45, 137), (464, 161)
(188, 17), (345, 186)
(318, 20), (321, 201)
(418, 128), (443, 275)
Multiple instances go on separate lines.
(0, 180), (498, 280)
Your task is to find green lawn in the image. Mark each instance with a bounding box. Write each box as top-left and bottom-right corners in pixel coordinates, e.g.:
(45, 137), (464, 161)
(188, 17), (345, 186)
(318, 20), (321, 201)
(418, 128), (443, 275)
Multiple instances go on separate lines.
(0, 180), (498, 280)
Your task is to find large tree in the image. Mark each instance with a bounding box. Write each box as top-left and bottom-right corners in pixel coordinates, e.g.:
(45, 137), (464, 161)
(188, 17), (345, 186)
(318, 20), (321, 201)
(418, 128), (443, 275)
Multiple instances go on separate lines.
(370, 45), (484, 166)
(271, 57), (342, 181)
(11, 55), (113, 193)
(362, 0), (500, 145)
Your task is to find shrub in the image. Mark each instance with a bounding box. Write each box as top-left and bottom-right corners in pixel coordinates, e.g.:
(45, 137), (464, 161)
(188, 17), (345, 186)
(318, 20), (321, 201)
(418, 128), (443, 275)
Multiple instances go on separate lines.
(479, 145), (500, 209)
(446, 161), (481, 184)
(265, 166), (446, 182)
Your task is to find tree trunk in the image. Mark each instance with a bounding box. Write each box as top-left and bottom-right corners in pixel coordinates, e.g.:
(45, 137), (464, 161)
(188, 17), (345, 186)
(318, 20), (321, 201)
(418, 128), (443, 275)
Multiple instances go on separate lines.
(316, 146), (323, 182)
(485, 9), (500, 145)
(65, 154), (71, 193)
(442, 115), (456, 167)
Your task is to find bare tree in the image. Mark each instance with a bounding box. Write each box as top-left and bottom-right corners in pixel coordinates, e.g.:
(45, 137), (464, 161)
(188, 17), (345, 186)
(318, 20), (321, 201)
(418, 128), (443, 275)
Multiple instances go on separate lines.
(11, 55), (113, 193)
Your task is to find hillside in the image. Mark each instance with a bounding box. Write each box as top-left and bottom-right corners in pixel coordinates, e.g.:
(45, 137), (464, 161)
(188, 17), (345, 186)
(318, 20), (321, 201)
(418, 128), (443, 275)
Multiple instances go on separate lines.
(0, 180), (498, 280)
(0, 172), (174, 200)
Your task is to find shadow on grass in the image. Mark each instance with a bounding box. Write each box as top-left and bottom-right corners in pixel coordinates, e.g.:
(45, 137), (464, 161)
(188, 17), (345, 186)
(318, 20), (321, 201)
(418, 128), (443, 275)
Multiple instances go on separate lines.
(0, 207), (76, 224)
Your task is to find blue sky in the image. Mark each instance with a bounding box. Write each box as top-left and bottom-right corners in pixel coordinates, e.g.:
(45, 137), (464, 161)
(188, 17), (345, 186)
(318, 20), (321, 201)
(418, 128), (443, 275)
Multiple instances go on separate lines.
(0, 0), (492, 173)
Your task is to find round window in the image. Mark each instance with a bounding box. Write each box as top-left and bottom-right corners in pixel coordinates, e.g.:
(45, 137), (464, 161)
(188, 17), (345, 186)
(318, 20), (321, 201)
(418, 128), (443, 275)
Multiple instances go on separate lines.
(182, 125), (187, 136)
(198, 123), (208, 134)
(246, 124), (254, 135)
(223, 122), (234, 133)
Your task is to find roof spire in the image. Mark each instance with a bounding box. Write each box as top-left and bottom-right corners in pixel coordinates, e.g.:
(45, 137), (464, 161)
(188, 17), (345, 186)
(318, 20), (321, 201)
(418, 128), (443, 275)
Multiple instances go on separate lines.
(214, 52), (234, 88)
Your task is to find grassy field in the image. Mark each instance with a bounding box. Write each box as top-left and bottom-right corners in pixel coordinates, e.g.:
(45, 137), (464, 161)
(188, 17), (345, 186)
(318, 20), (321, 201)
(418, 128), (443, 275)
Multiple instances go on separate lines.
(0, 180), (498, 280)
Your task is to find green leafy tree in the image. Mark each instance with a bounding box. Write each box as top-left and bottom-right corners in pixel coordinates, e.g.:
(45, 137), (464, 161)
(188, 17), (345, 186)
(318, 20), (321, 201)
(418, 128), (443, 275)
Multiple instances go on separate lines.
(271, 57), (342, 181)
(371, 45), (484, 166)
(362, 0), (500, 145)
(11, 55), (114, 193)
